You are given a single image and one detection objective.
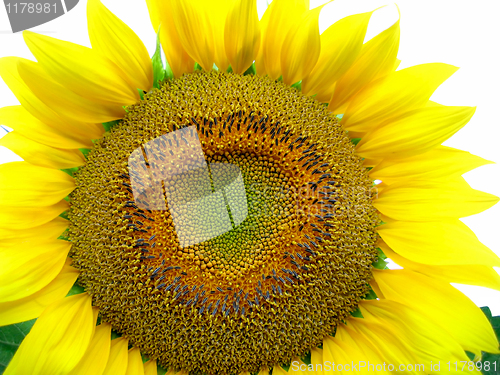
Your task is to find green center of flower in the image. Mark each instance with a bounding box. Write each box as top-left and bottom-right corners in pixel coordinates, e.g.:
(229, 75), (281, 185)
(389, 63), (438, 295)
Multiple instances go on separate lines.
(68, 71), (379, 374)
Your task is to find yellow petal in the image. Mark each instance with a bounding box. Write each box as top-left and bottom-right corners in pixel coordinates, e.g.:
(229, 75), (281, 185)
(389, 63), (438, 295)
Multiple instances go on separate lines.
(0, 238), (70, 302)
(302, 11), (372, 101)
(68, 323), (112, 375)
(374, 177), (499, 221)
(0, 200), (68, 230)
(337, 328), (395, 374)
(377, 219), (500, 267)
(341, 63), (459, 133)
(281, 4), (323, 85)
(322, 335), (357, 373)
(373, 269), (500, 356)
(17, 59), (125, 123)
(23, 31), (139, 105)
(380, 242), (500, 292)
(310, 348), (324, 375)
(257, 0), (309, 80)
(0, 162), (74, 207)
(356, 105), (475, 159)
(0, 58), (104, 144)
(224, 0), (260, 74)
(287, 358), (315, 374)
(0, 216), (67, 243)
(102, 337), (129, 375)
(358, 300), (472, 371)
(209, 0), (235, 71)
(0, 259), (77, 326)
(126, 348), (145, 375)
(169, 0), (215, 71)
(88, 0), (153, 91)
(0, 132), (86, 169)
(328, 18), (400, 114)
(4, 293), (94, 375)
(0, 106), (93, 149)
(370, 146), (492, 184)
(144, 360), (157, 375)
(145, 0), (194, 78)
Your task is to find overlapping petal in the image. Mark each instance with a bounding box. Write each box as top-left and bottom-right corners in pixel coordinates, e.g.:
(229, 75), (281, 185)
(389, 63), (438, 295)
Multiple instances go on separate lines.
(374, 177), (499, 221)
(17, 58), (126, 123)
(373, 269), (500, 356)
(0, 238), (70, 302)
(302, 11), (372, 101)
(0, 161), (74, 207)
(381, 243), (500, 291)
(4, 293), (94, 375)
(225, 0), (260, 74)
(23, 31), (139, 105)
(377, 219), (500, 266)
(0, 59), (105, 145)
(328, 17), (400, 113)
(255, 0), (309, 79)
(0, 216), (68, 241)
(126, 348), (145, 375)
(0, 132), (86, 169)
(144, 360), (158, 375)
(88, 0), (153, 91)
(68, 323), (112, 375)
(341, 63), (459, 133)
(0, 200), (68, 230)
(102, 337), (129, 375)
(0, 259), (78, 326)
(356, 105), (475, 160)
(145, 0), (194, 77)
(280, 4), (323, 85)
(370, 146), (492, 184)
(168, 0), (216, 71)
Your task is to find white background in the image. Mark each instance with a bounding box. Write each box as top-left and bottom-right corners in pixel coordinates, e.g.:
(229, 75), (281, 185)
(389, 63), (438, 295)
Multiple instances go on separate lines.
(0, 0), (499, 313)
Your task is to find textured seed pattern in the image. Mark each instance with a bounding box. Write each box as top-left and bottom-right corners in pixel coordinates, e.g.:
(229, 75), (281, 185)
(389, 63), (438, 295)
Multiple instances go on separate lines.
(69, 71), (379, 375)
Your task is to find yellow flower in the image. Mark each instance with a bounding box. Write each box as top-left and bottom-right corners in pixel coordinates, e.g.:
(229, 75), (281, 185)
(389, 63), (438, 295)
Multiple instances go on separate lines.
(0, 0), (499, 374)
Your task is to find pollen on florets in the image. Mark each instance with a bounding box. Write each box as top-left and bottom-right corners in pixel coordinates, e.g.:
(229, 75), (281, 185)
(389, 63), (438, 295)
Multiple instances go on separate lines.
(68, 70), (379, 375)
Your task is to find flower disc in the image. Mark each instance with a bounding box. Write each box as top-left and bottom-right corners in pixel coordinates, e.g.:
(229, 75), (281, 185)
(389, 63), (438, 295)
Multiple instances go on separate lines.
(69, 71), (379, 374)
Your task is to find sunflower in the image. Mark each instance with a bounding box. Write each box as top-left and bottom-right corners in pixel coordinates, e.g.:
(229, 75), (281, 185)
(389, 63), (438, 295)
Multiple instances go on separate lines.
(1, 0), (499, 374)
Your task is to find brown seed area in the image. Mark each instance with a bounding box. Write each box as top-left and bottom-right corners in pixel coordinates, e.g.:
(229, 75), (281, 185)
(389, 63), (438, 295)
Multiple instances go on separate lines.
(69, 71), (379, 375)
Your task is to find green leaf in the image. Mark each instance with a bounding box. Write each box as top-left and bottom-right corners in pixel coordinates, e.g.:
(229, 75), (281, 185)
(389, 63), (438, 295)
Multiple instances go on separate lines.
(194, 63), (203, 71)
(103, 120), (121, 132)
(478, 307), (500, 374)
(79, 148), (92, 159)
(300, 351), (311, 366)
(66, 282), (84, 296)
(0, 319), (36, 374)
(291, 81), (302, 91)
(152, 30), (166, 89)
(372, 256), (388, 270)
(481, 306), (493, 321)
(376, 247), (387, 260)
(138, 89), (145, 100)
(364, 287), (378, 300)
(243, 63), (256, 76)
(350, 138), (361, 146)
(350, 307), (363, 318)
(480, 352), (500, 375)
(280, 362), (291, 372)
(491, 316), (500, 342)
(61, 167), (79, 177)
